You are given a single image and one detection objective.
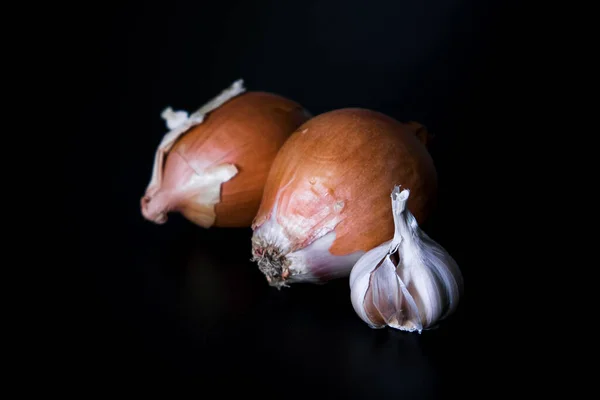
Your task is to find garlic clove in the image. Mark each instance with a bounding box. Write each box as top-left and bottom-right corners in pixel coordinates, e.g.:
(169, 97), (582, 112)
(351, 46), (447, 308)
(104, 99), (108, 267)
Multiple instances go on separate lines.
(349, 245), (388, 326)
(349, 185), (463, 332)
(399, 226), (463, 327)
(370, 257), (403, 326)
(369, 256), (423, 332)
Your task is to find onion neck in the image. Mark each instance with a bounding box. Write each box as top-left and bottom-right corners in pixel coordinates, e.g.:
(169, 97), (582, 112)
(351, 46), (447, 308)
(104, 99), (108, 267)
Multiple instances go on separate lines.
(405, 121), (432, 147)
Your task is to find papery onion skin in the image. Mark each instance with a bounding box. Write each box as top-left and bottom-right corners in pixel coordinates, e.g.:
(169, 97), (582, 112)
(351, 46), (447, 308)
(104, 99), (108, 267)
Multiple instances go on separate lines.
(141, 91), (311, 228)
(251, 108), (437, 287)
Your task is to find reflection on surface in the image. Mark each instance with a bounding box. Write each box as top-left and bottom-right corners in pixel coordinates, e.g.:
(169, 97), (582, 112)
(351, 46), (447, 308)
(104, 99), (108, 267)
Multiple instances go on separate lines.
(137, 223), (459, 397)
(82, 212), (465, 396)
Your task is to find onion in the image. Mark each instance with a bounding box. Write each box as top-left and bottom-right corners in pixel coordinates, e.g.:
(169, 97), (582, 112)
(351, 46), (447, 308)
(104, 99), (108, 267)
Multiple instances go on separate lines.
(250, 108), (437, 287)
(141, 80), (311, 228)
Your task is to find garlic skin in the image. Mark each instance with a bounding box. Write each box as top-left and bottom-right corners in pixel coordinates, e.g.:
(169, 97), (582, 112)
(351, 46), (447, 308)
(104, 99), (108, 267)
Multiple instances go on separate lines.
(251, 108), (437, 287)
(141, 79), (310, 228)
(349, 186), (463, 332)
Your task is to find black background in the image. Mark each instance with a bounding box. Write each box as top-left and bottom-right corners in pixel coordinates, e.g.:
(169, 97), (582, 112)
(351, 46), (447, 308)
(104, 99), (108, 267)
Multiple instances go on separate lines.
(63, 0), (528, 396)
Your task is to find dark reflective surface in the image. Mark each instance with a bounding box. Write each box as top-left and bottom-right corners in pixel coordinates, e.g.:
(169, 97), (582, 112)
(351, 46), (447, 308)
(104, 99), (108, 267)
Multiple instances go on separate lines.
(65, 0), (522, 395)
(71, 220), (469, 396)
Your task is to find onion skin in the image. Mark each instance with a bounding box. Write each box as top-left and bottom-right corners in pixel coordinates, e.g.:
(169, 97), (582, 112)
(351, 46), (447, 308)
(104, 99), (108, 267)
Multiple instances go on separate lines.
(251, 108), (437, 286)
(141, 91), (311, 228)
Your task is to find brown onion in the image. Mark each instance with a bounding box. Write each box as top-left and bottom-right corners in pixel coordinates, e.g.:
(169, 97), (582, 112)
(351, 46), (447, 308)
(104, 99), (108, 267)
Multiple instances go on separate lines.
(250, 108), (437, 287)
(141, 80), (311, 228)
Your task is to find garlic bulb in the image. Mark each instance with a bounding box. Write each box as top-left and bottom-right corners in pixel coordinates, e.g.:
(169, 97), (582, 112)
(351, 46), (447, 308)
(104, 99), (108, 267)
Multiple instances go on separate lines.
(349, 186), (463, 332)
(141, 79), (311, 228)
(251, 108), (437, 287)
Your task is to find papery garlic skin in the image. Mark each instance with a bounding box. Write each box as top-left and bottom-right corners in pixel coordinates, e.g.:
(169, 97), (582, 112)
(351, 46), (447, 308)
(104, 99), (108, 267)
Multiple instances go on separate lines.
(349, 186), (463, 332)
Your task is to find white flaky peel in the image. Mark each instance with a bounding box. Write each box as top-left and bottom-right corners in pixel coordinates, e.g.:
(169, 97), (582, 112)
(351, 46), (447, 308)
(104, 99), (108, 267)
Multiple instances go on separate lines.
(141, 79), (245, 227)
(349, 186), (463, 333)
(251, 178), (364, 287)
(174, 163), (238, 227)
(143, 79), (245, 203)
